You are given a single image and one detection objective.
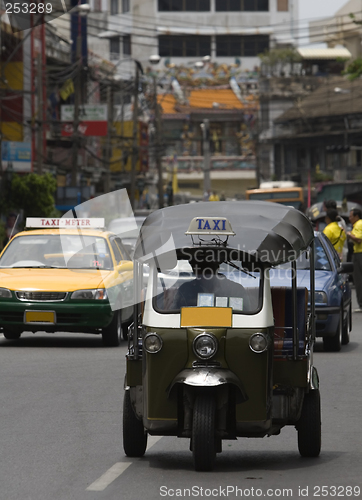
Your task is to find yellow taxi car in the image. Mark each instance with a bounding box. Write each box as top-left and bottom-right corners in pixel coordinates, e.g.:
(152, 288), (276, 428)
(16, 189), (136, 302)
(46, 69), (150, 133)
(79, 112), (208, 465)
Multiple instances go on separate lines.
(0, 218), (133, 346)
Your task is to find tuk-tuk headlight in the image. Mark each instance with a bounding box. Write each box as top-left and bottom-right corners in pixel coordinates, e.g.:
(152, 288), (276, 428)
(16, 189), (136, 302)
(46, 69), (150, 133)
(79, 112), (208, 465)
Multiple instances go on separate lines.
(144, 332), (163, 353)
(193, 333), (218, 360)
(249, 333), (268, 353)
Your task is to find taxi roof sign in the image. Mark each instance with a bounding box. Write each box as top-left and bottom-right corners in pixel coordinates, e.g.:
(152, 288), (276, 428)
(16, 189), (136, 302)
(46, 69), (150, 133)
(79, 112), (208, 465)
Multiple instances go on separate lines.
(26, 218), (105, 229)
(185, 217), (235, 236)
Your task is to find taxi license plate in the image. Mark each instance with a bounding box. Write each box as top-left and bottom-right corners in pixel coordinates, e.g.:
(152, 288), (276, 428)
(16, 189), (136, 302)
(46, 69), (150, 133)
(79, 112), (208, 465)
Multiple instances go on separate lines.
(24, 311), (56, 324)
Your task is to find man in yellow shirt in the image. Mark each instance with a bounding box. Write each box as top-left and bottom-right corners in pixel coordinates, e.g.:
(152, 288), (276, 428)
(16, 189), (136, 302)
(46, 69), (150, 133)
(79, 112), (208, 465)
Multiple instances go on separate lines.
(347, 208), (362, 311)
(209, 191), (220, 202)
(323, 209), (346, 258)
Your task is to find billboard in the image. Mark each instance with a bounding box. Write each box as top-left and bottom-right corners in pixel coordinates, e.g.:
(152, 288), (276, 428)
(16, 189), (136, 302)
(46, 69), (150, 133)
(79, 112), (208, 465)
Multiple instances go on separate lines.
(1, 141), (32, 172)
(61, 104), (108, 136)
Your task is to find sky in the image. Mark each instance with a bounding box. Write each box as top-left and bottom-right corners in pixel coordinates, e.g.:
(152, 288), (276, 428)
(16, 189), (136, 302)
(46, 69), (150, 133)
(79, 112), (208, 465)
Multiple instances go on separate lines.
(299, 0), (348, 22)
(298, 0), (352, 47)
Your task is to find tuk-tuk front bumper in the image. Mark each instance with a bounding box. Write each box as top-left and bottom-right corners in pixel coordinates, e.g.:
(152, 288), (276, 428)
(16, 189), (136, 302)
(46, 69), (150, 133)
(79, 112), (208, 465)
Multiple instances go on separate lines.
(168, 367), (247, 403)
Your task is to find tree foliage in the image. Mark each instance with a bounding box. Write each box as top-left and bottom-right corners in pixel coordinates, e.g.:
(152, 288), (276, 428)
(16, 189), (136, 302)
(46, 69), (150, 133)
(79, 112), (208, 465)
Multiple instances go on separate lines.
(10, 173), (58, 218)
(342, 58), (362, 80)
(259, 48), (302, 76)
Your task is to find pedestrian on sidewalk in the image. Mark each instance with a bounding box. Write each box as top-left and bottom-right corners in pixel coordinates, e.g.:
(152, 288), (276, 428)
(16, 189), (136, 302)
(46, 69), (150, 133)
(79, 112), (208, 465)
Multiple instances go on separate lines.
(346, 207), (362, 312)
(323, 209), (346, 259)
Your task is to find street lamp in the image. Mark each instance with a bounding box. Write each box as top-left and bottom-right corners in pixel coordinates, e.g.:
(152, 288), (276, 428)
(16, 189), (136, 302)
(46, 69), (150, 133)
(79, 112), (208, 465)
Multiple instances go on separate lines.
(149, 54), (164, 209)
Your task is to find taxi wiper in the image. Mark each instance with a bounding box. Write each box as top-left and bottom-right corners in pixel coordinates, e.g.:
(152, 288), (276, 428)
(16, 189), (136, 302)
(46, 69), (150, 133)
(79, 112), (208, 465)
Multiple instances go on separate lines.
(11, 265), (65, 269)
(225, 260), (257, 279)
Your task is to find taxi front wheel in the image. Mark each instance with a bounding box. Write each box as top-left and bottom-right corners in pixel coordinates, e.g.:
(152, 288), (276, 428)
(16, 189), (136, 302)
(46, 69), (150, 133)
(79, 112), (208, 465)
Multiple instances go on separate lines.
(102, 310), (121, 347)
(323, 307), (343, 352)
(3, 330), (21, 340)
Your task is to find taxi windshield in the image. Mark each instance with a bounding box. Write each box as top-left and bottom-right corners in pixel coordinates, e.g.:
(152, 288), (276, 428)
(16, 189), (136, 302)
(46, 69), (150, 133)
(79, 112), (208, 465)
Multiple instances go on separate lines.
(276, 237), (331, 271)
(0, 234), (113, 270)
(153, 259), (262, 314)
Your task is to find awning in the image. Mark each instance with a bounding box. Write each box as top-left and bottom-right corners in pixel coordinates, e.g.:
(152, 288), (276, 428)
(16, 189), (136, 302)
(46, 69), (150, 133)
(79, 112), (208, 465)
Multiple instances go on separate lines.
(297, 47), (352, 60)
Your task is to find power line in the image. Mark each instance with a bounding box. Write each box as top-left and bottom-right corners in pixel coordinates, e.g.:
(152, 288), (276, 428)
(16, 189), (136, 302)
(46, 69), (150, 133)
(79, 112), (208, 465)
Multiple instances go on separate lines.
(50, 7), (362, 46)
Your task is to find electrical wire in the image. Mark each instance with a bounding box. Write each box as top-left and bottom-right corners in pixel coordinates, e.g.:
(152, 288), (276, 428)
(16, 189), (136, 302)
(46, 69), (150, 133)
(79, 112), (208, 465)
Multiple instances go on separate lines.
(49, 7), (362, 47)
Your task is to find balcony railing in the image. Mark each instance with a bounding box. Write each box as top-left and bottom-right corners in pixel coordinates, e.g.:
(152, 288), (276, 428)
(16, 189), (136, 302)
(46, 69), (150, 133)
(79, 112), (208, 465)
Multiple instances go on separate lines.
(162, 156), (256, 172)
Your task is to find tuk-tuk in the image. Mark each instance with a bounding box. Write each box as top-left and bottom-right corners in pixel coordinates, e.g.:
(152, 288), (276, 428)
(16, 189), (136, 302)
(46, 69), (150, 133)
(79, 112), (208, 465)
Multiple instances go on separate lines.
(123, 201), (321, 471)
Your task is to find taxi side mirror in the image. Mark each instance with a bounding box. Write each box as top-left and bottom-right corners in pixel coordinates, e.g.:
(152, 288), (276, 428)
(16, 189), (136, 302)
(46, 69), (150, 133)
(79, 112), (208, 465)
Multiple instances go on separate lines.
(116, 261), (134, 273)
(337, 262), (354, 274)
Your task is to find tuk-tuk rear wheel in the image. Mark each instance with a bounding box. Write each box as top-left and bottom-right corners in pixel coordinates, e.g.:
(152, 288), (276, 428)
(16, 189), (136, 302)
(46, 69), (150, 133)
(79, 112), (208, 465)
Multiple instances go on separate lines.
(123, 390), (147, 457)
(192, 394), (216, 472)
(297, 389), (321, 458)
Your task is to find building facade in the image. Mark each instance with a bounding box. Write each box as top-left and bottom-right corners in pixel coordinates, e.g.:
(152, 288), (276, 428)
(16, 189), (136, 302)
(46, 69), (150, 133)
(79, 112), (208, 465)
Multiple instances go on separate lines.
(309, 0), (362, 60)
(105, 0), (298, 76)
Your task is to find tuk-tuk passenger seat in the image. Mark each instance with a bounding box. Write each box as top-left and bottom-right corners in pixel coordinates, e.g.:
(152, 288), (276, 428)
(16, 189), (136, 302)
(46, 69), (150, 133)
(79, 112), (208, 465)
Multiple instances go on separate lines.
(271, 287), (308, 357)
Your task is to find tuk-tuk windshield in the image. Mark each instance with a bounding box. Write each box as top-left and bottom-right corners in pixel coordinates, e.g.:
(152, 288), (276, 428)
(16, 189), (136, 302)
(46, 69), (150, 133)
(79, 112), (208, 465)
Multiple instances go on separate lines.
(153, 259), (262, 314)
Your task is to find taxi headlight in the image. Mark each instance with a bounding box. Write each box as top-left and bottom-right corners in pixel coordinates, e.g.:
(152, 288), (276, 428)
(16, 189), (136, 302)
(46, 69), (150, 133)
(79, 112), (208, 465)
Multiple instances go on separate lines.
(144, 333), (163, 353)
(193, 333), (218, 360)
(0, 288), (12, 298)
(71, 288), (108, 300)
(308, 291), (328, 304)
(249, 333), (268, 353)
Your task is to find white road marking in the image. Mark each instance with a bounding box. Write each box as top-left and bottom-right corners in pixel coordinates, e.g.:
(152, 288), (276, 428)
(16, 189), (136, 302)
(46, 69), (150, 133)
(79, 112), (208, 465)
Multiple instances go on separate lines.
(147, 435), (163, 450)
(86, 436), (163, 491)
(86, 462), (132, 491)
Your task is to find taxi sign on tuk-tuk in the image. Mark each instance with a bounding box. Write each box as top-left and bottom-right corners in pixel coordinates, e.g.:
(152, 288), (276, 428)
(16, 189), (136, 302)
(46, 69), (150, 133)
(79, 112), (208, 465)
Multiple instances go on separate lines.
(123, 201), (320, 471)
(185, 217), (235, 236)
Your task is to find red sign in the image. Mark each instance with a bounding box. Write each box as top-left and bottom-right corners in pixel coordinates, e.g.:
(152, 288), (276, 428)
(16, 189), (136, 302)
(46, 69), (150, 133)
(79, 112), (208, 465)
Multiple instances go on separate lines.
(61, 122), (108, 137)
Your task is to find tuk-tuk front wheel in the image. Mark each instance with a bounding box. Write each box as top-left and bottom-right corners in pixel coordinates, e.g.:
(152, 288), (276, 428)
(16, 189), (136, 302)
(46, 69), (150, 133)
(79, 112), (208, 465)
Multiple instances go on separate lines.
(192, 393), (216, 472)
(123, 390), (147, 457)
(297, 389), (321, 458)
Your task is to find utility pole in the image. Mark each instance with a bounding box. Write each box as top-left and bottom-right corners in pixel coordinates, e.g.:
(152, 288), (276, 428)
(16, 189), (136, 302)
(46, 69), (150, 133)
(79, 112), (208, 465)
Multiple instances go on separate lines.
(0, 18), (3, 182)
(130, 64), (139, 209)
(202, 119), (211, 196)
(36, 53), (43, 174)
(104, 84), (113, 193)
(71, 34), (82, 187)
(154, 75), (164, 209)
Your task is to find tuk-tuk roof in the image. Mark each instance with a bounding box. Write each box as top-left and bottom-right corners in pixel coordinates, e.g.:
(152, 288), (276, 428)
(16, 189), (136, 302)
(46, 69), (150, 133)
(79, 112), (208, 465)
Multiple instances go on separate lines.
(134, 201), (314, 266)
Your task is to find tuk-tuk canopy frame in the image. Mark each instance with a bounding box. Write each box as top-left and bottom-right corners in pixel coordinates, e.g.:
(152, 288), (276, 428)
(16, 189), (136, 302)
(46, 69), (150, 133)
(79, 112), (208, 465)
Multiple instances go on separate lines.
(134, 201), (314, 267)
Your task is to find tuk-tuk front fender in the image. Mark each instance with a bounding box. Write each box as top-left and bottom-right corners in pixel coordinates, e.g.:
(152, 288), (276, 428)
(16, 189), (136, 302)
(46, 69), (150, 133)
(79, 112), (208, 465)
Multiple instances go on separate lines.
(168, 368), (247, 403)
(308, 365), (319, 390)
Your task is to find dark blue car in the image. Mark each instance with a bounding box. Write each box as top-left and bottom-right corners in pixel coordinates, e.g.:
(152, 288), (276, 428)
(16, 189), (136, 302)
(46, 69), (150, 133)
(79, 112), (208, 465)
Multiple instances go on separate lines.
(271, 232), (352, 352)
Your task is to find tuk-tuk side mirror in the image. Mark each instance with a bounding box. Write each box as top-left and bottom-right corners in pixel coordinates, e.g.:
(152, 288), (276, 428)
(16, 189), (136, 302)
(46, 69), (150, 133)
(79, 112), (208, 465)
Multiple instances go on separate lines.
(337, 262), (354, 274)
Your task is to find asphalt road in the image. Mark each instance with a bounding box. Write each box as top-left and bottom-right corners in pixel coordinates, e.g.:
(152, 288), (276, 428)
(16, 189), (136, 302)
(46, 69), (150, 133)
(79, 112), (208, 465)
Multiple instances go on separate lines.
(0, 305), (361, 500)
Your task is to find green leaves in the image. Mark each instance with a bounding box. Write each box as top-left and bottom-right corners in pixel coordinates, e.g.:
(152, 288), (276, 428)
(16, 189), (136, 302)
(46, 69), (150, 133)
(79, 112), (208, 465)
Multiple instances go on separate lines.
(342, 58), (362, 81)
(10, 173), (58, 219)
